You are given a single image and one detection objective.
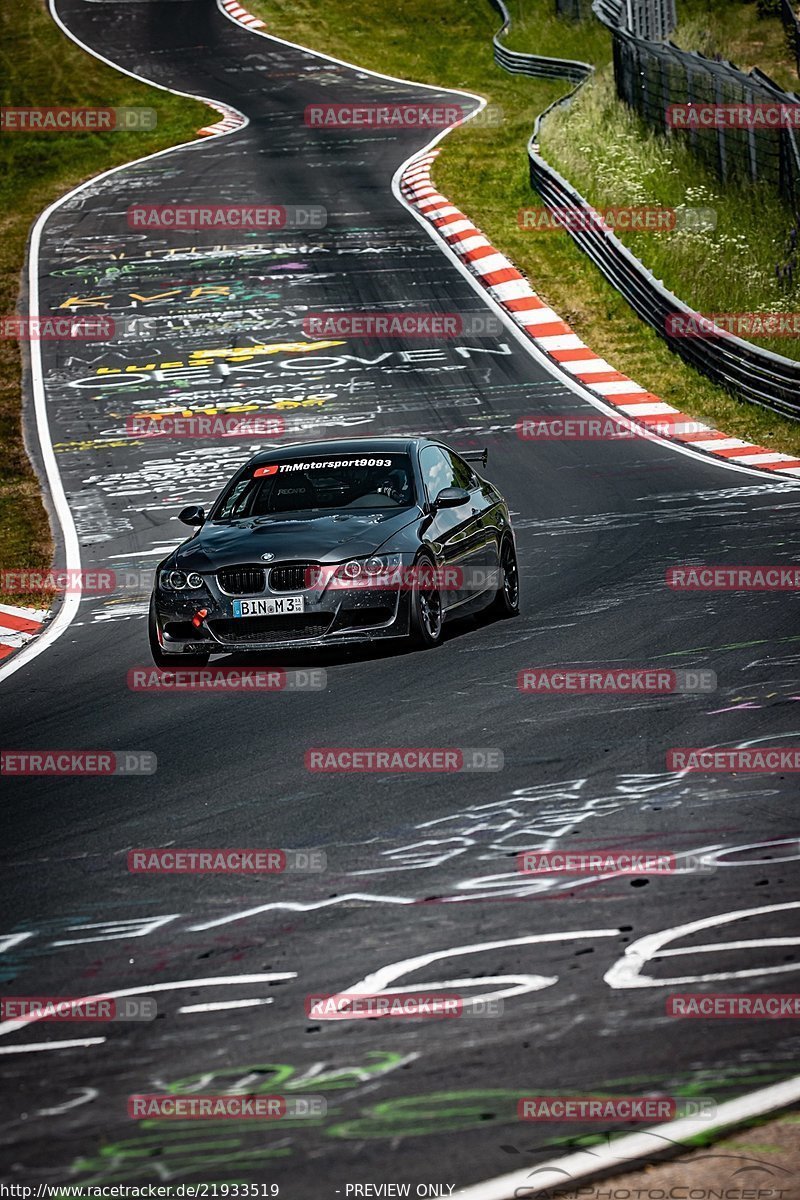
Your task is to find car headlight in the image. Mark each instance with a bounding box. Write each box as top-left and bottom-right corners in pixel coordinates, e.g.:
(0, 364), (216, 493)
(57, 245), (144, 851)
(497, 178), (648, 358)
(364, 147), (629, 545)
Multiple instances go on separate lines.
(333, 554), (402, 583)
(159, 570), (205, 591)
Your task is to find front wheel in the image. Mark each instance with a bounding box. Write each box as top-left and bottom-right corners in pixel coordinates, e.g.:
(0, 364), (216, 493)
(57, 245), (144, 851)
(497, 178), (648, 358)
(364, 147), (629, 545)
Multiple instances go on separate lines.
(409, 554), (444, 648)
(489, 537), (520, 618)
(148, 597), (210, 668)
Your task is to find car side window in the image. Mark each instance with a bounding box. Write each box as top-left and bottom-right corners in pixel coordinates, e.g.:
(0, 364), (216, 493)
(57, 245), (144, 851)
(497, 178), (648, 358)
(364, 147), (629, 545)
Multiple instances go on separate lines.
(444, 451), (478, 491)
(419, 446), (454, 504)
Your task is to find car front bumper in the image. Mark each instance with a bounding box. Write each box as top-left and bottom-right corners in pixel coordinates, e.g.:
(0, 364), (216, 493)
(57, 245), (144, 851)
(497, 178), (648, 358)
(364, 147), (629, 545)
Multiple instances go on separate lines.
(152, 580), (410, 655)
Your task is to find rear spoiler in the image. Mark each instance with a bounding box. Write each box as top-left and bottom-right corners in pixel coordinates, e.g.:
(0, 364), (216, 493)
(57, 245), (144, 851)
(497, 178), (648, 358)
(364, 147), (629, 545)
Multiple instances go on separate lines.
(462, 448), (488, 468)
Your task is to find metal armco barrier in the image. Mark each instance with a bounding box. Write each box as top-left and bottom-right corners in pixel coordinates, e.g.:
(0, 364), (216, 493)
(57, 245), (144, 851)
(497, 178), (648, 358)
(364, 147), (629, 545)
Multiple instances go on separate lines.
(490, 0), (592, 83)
(488, 0), (800, 418)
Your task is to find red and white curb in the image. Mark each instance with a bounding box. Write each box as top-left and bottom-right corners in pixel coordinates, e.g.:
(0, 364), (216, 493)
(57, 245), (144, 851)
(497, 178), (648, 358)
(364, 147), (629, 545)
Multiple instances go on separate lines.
(198, 0), (264, 133)
(198, 99), (247, 137)
(401, 151), (800, 477)
(0, 603), (49, 662)
(220, 0), (265, 30)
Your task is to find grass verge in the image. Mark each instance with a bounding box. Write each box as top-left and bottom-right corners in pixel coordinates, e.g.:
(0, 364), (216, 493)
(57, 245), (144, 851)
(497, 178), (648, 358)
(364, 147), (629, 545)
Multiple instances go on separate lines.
(249, 0), (800, 457)
(0, 0), (211, 610)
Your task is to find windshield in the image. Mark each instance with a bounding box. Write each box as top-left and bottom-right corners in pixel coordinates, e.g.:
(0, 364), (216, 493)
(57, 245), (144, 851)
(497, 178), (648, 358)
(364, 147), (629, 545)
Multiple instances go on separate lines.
(212, 453), (417, 520)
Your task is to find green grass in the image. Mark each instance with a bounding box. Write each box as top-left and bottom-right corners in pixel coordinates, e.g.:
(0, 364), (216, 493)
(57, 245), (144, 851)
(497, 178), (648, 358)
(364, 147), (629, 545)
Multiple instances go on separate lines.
(542, 71), (800, 358)
(0, 0), (211, 609)
(248, 0), (800, 458)
(674, 0), (798, 92)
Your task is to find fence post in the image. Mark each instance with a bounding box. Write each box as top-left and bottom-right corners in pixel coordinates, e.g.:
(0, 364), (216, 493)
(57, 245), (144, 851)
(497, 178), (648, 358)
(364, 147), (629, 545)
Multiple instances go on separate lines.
(745, 87), (758, 181)
(714, 72), (728, 182)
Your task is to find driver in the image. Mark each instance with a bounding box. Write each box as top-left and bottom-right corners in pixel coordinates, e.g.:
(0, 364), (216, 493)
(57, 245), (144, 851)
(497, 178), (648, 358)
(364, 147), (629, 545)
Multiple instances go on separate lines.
(375, 468), (411, 504)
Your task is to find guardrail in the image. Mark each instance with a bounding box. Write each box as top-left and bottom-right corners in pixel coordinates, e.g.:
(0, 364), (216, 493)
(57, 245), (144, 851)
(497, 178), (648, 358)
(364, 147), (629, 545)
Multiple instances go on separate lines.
(490, 0), (591, 82)
(488, 0), (800, 418)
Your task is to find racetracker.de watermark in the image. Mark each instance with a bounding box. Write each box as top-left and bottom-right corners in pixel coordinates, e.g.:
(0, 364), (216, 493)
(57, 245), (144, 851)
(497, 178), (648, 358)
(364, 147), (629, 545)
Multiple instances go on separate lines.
(127, 668), (327, 692)
(667, 993), (800, 1018)
(127, 1095), (325, 1119)
(518, 206), (679, 232)
(305, 748), (503, 771)
(1, 751), (156, 776)
(667, 747), (800, 772)
(306, 993), (503, 1019)
(305, 564), (501, 593)
(127, 204), (327, 230)
(666, 312), (800, 338)
(0, 316), (114, 340)
(0, 107), (156, 131)
(128, 848), (326, 873)
(517, 415), (707, 440)
(302, 312), (502, 337)
(517, 1096), (717, 1121)
(0, 569), (115, 594)
(126, 414), (285, 439)
(667, 565), (800, 590)
(0, 996), (156, 1021)
(518, 668), (716, 694)
(516, 850), (715, 875)
(668, 101), (800, 128)
(305, 102), (500, 127)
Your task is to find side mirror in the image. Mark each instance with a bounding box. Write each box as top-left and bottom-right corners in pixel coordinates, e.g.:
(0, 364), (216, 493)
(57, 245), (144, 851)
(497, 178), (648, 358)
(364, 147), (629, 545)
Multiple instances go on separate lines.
(179, 505), (205, 527)
(433, 487), (470, 511)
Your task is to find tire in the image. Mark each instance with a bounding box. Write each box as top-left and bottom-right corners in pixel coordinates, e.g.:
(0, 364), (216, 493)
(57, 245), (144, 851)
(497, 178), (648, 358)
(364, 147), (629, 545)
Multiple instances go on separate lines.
(148, 596), (210, 668)
(409, 554), (444, 648)
(489, 536), (520, 618)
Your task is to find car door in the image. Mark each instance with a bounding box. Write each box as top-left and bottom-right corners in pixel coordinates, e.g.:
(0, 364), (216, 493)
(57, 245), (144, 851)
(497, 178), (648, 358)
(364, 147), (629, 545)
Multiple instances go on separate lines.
(418, 445), (485, 612)
(442, 447), (502, 603)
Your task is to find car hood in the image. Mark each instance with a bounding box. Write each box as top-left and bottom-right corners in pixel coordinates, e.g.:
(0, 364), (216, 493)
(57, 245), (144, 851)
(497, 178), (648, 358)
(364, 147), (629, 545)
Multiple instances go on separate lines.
(172, 508), (421, 570)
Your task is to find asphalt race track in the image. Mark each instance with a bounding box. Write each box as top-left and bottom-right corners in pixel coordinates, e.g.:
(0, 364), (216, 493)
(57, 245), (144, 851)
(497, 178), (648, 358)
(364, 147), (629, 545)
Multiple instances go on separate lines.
(1, 0), (799, 1192)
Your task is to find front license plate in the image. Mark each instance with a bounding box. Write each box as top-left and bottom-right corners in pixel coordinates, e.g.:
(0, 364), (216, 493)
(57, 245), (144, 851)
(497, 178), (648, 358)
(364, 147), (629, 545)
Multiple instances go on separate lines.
(233, 596), (305, 617)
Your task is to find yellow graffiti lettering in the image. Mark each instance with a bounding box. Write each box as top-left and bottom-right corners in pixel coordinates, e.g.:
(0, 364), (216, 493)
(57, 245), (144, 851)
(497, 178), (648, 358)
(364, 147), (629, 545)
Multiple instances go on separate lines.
(187, 340), (344, 362)
(128, 290), (182, 304)
(187, 286), (232, 300)
(59, 295), (112, 310)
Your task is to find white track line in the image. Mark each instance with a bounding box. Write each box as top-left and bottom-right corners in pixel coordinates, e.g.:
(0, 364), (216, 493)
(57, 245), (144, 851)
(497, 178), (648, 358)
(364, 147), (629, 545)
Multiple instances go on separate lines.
(454, 1074), (800, 1198)
(215, 0), (800, 486)
(0, 4), (248, 687)
(214, 7), (800, 1193)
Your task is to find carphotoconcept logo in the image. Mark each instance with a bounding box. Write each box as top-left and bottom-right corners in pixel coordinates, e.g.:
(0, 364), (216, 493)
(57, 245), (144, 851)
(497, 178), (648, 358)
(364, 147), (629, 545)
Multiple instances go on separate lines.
(518, 668), (716, 694)
(1, 751), (156, 776)
(306, 993), (503, 1019)
(0, 107), (156, 131)
(127, 667), (327, 692)
(128, 848), (326, 873)
(305, 748), (503, 772)
(302, 312), (502, 338)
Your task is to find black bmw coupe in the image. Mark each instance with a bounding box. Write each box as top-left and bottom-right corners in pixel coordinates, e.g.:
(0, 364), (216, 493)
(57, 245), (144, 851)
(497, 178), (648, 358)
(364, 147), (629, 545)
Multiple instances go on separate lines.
(148, 437), (519, 664)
